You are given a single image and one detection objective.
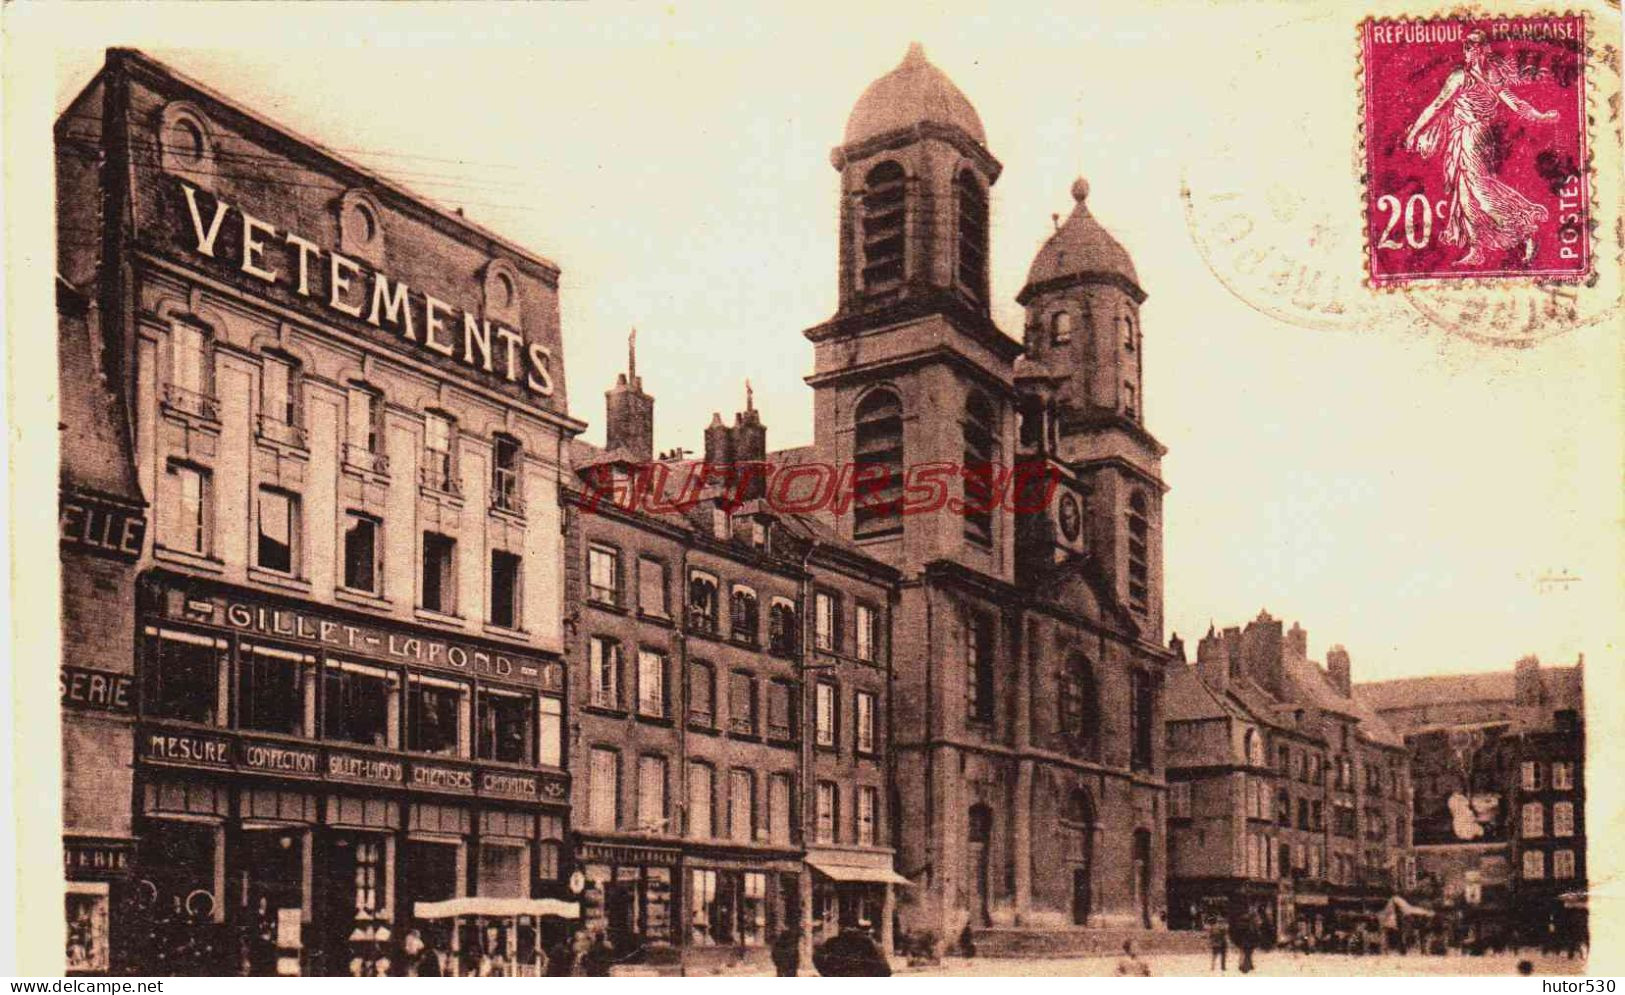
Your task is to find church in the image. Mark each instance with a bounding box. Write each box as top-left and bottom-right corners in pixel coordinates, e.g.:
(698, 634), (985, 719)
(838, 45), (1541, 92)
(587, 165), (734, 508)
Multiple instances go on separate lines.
(791, 43), (1174, 944)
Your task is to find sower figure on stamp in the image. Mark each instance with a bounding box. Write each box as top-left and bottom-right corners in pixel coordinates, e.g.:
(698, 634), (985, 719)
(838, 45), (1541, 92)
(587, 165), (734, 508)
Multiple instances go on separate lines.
(1405, 30), (1559, 266)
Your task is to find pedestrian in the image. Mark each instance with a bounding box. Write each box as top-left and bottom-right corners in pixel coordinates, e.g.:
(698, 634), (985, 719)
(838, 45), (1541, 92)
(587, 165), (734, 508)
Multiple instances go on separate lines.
(1114, 939), (1152, 977)
(395, 928), (442, 977)
(812, 927), (892, 977)
(771, 926), (802, 977)
(1208, 916), (1228, 972)
(1236, 912), (1256, 974)
(582, 931), (614, 977)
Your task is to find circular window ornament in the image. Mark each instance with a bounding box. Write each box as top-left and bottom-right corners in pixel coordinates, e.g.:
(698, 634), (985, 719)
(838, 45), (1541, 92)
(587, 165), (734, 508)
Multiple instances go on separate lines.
(1059, 492), (1082, 542)
(482, 258), (522, 324)
(338, 189), (387, 266)
(156, 101), (217, 184)
(185, 888), (216, 919)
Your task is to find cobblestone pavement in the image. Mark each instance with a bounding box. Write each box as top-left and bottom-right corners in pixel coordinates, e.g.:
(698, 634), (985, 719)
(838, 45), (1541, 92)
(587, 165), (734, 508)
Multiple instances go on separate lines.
(896, 951), (1590, 977)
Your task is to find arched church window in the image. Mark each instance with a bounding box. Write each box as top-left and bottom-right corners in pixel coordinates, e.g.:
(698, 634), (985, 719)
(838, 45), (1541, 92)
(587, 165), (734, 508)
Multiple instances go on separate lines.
(1058, 655), (1100, 757)
(962, 390), (997, 545)
(853, 388), (904, 538)
(1127, 490), (1150, 612)
(956, 170), (989, 304)
(861, 162), (907, 294)
(1050, 311), (1073, 345)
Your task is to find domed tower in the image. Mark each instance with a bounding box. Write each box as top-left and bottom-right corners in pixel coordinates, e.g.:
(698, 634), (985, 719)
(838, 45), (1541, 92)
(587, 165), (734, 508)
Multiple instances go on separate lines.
(1016, 177), (1167, 636)
(806, 43), (1022, 580)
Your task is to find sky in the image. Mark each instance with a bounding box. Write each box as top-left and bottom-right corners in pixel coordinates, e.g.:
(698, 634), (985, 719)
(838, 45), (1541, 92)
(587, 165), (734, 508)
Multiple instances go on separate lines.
(30, 0), (1621, 683)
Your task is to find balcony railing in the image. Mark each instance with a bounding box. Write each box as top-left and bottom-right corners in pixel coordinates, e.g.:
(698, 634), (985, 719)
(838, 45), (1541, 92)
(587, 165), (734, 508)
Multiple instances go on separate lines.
(162, 383), (220, 422)
(256, 414), (308, 450)
(419, 463), (463, 497)
(342, 443), (390, 477)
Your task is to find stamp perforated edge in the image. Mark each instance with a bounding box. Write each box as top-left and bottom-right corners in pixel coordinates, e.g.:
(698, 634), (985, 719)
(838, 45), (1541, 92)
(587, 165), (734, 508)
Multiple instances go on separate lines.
(1356, 9), (1599, 291)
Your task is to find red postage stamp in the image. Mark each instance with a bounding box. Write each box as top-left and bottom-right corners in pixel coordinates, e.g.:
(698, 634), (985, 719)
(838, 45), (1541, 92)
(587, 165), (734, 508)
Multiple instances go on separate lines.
(1361, 15), (1590, 285)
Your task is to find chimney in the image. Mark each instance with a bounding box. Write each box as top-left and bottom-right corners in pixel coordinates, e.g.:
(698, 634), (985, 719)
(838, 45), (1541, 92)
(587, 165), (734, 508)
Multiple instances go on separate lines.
(1326, 645), (1352, 696)
(731, 380), (768, 502)
(1196, 625), (1229, 693)
(605, 328), (654, 462)
(1241, 610), (1285, 697)
(1514, 655), (1543, 706)
(1287, 622), (1308, 662)
(1168, 632), (1186, 663)
(704, 412), (733, 471)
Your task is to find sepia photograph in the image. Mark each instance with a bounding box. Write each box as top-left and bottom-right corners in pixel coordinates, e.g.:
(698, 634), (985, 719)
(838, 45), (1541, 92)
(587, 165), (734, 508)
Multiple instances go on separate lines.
(4, 0), (1621, 981)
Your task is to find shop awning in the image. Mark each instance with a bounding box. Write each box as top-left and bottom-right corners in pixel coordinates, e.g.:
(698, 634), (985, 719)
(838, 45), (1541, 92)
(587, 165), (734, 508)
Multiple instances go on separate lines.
(806, 856), (913, 886)
(414, 897), (580, 920)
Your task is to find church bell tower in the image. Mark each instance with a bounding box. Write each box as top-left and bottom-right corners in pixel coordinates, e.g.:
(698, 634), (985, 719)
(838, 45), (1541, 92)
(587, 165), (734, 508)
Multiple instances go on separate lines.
(806, 43), (1023, 580)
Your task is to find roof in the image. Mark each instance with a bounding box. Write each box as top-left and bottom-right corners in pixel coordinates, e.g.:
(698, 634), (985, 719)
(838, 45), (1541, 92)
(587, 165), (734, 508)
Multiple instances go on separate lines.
(58, 276), (144, 505)
(1165, 662), (1229, 722)
(844, 43), (987, 147)
(1357, 672), (1517, 712)
(1022, 177), (1140, 293)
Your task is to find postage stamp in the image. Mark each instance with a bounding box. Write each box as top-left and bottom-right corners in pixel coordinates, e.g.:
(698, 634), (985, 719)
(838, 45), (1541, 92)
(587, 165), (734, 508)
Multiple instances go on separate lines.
(1361, 15), (1590, 285)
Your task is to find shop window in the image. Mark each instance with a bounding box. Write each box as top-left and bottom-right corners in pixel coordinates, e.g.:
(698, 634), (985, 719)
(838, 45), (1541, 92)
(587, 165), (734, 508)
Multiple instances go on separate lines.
(637, 650), (667, 719)
(768, 774), (794, 846)
(1554, 849), (1576, 880)
(768, 599), (797, 657)
(855, 603), (877, 662)
(161, 461), (211, 555)
(491, 434), (523, 514)
(729, 671), (757, 735)
(1553, 801), (1575, 837)
(421, 532), (457, 614)
(323, 661), (398, 748)
(136, 821), (218, 923)
(1523, 849), (1545, 880)
(688, 661), (715, 727)
(422, 411), (457, 493)
(688, 571), (719, 634)
(588, 544), (619, 606)
(342, 512), (382, 595)
(65, 886), (110, 973)
(142, 627), (224, 725)
(238, 643), (312, 736)
(688, 868), (720, 946)
(815, 682), (837, 748)
(730, 586), (759, 645)
(962, 391), (997, 544)
(477, 843), (525, 899)
(638, 556), (668, 616)
(729, 769), (755, 843)
(814, 591), (839, 652)
(860, 161), (906, 293)
(255, 487), (299, 575)
(816, 781), (838, 844)
(477, 688), (533, 764)
(589, 637), (622, 709)
(539, 697), (562, 767)
(965, 611), (994, 724)
(1523, 802), (1545, 838)
(589, 748), (620, 830)
(407, 675), (465, 756)
(637, 755), (668, 832)
(855, 691), (876, 754)
(856, 786), (878, 846)
(489, 550), (522, 629)
(688, 762), (714, 838)
(767, 681), (795, 742)
(852, 389), (904, 538)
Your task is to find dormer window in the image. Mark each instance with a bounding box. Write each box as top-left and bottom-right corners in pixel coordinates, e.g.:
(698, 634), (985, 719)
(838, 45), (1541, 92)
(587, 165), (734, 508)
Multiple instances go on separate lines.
(860, 162), (906, 294)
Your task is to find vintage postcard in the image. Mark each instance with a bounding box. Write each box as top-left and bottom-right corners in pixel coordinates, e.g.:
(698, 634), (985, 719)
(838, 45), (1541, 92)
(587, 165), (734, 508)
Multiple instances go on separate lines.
(4, 0), (1621, 981)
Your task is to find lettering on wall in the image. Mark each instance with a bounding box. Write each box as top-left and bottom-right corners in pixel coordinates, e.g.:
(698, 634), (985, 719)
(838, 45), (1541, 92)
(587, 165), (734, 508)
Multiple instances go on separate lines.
(60, 494), (146, 560)
(61, 666), (136, 715)
(175, 180), (555, 398)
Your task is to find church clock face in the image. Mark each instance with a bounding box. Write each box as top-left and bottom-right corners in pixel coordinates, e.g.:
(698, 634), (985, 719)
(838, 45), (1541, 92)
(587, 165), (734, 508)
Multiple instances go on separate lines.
(1058, 492), (1082, 542)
